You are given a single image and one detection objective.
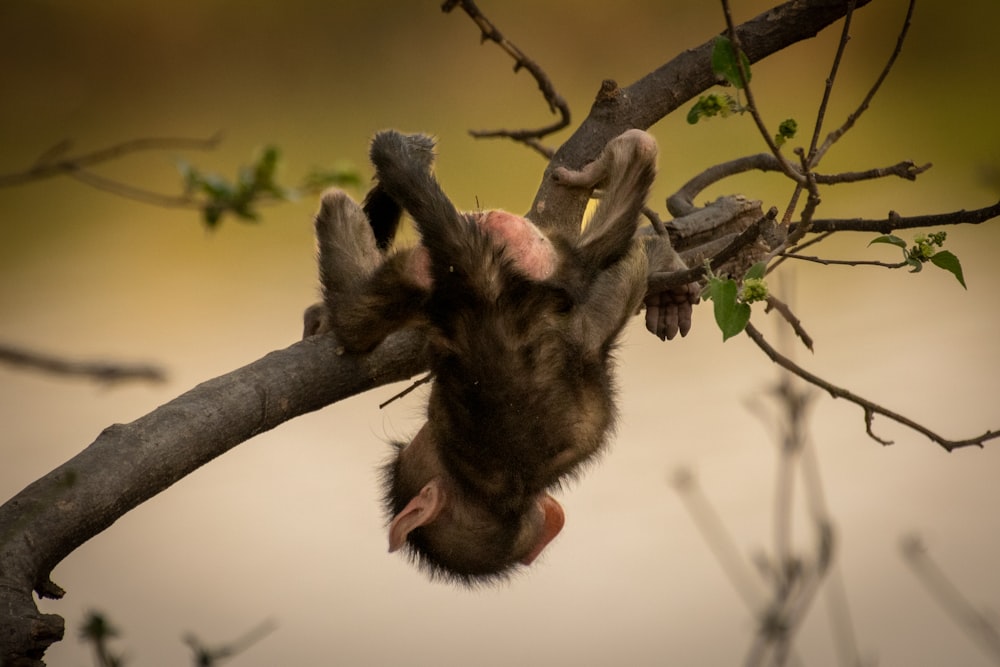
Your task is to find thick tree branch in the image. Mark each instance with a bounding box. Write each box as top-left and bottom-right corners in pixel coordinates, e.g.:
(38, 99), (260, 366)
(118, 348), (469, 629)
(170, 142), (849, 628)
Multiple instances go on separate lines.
(0, 332), (427, 664)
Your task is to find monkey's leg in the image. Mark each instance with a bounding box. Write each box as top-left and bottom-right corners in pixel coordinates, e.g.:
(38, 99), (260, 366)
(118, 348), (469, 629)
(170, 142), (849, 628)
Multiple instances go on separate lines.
(554, 130), (659, 270)
(308, 188), (429, 353)
(368, 131), (487, 282)
(363, 133), (437, 251)
(574, 242), (650, 354)
(304, 189), (381, 338)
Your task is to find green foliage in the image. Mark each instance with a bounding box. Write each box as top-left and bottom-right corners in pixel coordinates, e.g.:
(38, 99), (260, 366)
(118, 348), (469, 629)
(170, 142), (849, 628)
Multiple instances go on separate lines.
(711, 36), (751, 89)
(301, 162), (363, 192)
(775, 118), (798, 147)
(687, 93), (740, 124)
(177, 148), (361, 229)
(701, 261), (769, 341)
(687, 36), (798, 141)
(869, 231), (966, 288)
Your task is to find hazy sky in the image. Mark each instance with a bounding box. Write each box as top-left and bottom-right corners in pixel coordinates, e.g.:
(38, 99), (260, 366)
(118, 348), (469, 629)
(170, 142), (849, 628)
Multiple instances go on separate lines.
(2, 1), (999, 665)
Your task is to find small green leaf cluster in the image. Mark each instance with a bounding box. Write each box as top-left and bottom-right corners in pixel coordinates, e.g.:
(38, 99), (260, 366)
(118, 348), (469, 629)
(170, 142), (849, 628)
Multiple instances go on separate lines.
(688, 37), (749, 125)
(701, 261), (769, 341)
(687, 36), (798, 141)
(178, 146), (287, 228)
(775, 118), (798, 147)
(301, 163), (363, 193)
(869, 231), (966, 288)
(176, 149), (362, 228)
(687, 93), (741, 124)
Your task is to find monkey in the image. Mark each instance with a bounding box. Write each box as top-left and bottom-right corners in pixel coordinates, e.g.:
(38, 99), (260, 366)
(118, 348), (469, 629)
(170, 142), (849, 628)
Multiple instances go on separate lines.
(303, 129), (699, 583)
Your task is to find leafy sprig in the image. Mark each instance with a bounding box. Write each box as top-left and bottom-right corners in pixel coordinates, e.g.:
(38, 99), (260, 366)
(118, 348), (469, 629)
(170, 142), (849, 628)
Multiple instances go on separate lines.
(701, 261), (769, 341)
(869, 231), (966, 288)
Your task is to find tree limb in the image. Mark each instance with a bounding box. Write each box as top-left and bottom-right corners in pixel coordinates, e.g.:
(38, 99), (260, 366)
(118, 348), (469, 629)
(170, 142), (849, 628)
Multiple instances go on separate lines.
(796, 201), (1000, 234)
(527, 0), (874, 235)
(0, 332), (427, 664)
(744, 323), (999, 452)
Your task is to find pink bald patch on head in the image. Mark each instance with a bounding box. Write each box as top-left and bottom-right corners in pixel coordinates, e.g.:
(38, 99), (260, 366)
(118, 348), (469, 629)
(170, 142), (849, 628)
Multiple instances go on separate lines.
(478, 210), (557, 281)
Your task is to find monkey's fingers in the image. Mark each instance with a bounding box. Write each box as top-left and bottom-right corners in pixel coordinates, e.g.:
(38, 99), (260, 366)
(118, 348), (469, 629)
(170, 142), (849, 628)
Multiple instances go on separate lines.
(644, 284), (700, 340)
(644, 292), (676, 340)
(677, 282), (700, 338)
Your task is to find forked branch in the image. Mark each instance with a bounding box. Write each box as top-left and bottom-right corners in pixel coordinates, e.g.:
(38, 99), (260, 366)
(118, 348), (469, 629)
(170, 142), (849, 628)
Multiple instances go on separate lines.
(745, 323), (998, 452)
(442, 0), (570, 155)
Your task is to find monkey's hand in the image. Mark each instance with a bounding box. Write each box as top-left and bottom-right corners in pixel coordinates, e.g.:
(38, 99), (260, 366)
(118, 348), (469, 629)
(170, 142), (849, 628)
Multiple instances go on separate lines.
(644, 283), (700, 341)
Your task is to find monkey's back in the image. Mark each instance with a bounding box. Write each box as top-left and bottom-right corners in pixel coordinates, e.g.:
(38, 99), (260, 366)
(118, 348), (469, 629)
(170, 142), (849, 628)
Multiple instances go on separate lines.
(424, 247), (619, 516)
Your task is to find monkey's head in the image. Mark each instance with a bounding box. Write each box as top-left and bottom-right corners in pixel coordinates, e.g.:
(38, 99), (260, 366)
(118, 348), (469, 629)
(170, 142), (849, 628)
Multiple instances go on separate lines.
(380, 425), (565, 585)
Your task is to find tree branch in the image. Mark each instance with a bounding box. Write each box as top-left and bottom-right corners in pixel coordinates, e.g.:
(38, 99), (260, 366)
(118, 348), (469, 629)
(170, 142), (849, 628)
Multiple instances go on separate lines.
(442, 0), (569, 152)
(797, 200), (1000, 234)
(527, 0), (874, 235)
(0, 332), (427, 663)
(0, 344), (166, 385)
(744, 323), (998, 452)
(0, 134), (222, 189)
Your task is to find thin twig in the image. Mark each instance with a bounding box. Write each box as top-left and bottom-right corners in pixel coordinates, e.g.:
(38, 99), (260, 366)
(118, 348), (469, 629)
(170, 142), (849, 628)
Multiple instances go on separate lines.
(744, 324), (998, 452)
(379, 373), (433, 410)
(0, 344), (166, 384)
(778, 253), (907, 270)
(0, 134), (222, 188)
(68, 169), (202, 209)
(184, 618), (277, 666)
(442, 0), (570, 149)
(720, 0), (805, 186)
(813, 0), (916, 163)
(764, 295), (815, 352)
(797, 200), (1000, 234)
(806, 0), (857, 162)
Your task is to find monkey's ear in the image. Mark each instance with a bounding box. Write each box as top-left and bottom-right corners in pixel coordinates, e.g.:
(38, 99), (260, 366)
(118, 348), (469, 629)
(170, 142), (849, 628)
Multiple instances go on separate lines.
(520, 494), (565, 565)
(387, 480), (446, 553)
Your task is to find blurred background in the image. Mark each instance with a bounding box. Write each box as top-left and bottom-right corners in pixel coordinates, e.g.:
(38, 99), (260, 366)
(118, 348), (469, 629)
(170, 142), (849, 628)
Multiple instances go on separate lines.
(2, 1), (998, 665)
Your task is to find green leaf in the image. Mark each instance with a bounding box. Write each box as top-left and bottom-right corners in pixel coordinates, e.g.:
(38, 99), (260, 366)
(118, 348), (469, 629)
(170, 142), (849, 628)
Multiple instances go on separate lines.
(869, 234), (907, 249)
(929, 250), (967, 288)
(712, 36), (751, 89)
(906, 257), (923, 273)
(706, 278), (751, 341)
(744, 261), (767, 280)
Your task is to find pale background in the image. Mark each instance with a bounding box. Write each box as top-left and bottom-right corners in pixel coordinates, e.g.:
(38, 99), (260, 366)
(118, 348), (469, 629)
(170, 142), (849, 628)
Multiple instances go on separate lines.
(2, 1), (999, 665)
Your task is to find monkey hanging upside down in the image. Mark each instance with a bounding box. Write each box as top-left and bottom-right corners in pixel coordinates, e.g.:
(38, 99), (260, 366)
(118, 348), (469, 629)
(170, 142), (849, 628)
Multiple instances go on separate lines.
(303, 129), (699, 584)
